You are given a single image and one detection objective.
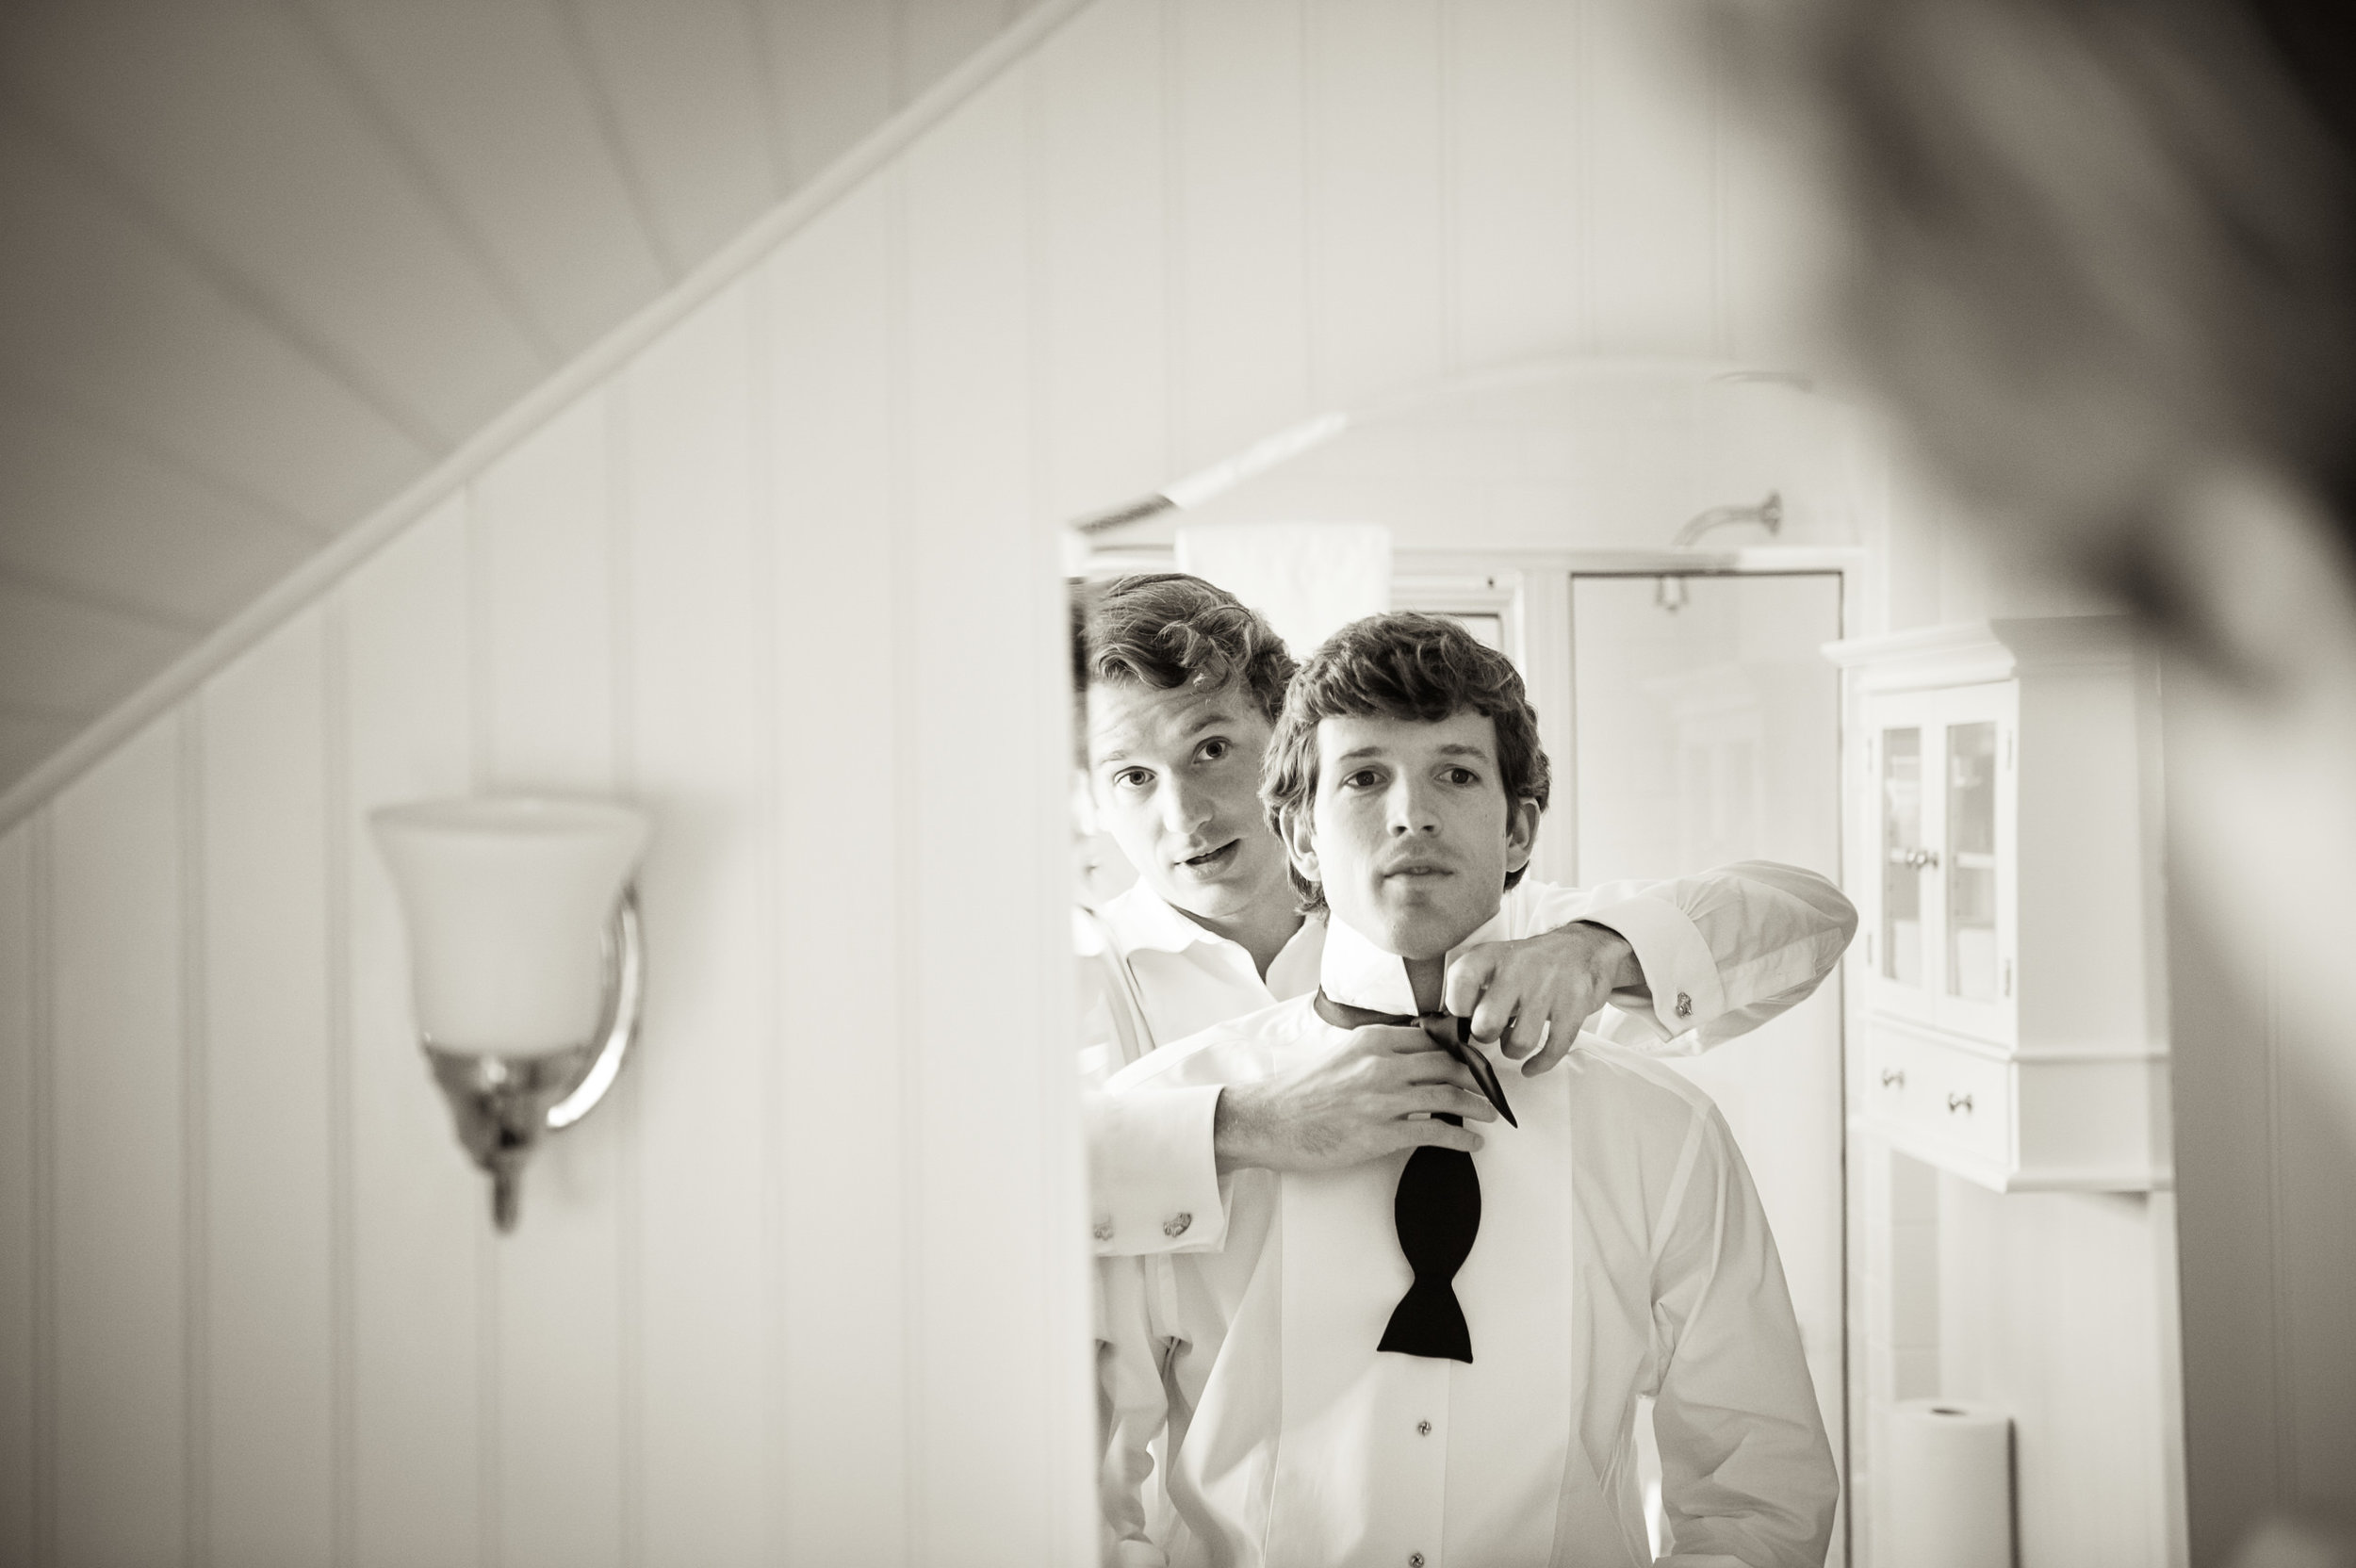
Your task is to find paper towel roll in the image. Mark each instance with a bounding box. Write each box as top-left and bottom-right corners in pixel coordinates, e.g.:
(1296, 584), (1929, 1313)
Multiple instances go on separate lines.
(1882, 1398), (2014, 1568)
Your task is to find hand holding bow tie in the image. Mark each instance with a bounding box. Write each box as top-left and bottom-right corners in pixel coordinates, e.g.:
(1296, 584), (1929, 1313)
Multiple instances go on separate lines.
(1210, 1021), (1500, 1174)
(1442, 920), (1641, 1076)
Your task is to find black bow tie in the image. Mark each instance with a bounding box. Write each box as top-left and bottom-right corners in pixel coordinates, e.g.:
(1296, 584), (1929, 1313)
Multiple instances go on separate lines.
(1311, 989), (1516, 1363)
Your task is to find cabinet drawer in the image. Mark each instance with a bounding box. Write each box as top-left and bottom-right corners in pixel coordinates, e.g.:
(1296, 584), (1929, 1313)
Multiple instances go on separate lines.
(1861, 1023), (2012, 1181)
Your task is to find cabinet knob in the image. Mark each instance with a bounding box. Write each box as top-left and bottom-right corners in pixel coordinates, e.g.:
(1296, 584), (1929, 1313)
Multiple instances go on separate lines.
(1947, 1091), (1974, 1115)
(1879, 1068), (1906, 1090)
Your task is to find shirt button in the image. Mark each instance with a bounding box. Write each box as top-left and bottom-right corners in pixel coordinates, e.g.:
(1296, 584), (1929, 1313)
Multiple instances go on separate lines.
(1409, 1555), (1426, 1567)
(1675, 990), (1693, 1019)
(1162, 1212), (1192, 1238)
(1091, 1217), (1114, 1243)
(1415, 1419), (1432, 1436)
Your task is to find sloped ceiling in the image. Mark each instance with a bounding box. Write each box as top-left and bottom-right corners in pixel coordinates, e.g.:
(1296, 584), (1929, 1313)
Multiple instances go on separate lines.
(0, 0), (1037, 795)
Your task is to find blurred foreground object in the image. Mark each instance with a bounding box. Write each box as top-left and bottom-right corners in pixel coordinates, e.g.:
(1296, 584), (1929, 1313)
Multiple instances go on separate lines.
(1762, 0), (2356, 1558)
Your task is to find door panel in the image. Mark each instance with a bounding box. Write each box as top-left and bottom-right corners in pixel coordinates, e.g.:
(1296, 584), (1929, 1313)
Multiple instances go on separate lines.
(1570, 572), (1847, 1559)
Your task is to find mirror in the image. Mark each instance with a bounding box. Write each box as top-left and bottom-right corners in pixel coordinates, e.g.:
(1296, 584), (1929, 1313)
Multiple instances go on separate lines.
(1067, 359), (1878, 1563)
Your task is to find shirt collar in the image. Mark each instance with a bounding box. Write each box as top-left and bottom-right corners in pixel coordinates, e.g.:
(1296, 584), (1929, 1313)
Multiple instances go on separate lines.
(1099, 880), (1321, 964)
(1317, 905), (1510, 1016)
(1097, 881), (1219, 955)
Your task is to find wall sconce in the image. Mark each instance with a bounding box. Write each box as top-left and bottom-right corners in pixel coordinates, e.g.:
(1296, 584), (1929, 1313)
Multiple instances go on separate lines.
(370, 797), (650, 1232)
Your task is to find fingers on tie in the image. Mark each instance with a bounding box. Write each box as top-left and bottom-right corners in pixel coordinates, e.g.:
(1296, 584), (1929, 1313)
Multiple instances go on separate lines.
(1499, 1011), (1550, 1060)
(1467, 989), (1516, 1047)
(1441, 951), (1494, 1019)
(1520, 1008), (1581, 1076)
(1367, 1023), (1440, 1054)
(1413, 1086), (1495, 1122)
(1397, 1053), (1481, 1094)
(1415, 1119), (1484, 1154)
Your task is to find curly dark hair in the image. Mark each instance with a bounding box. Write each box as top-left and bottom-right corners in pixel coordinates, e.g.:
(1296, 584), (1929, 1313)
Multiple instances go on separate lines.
(1070, 573), (1299, 741)
(1260, 612), (1550, 914)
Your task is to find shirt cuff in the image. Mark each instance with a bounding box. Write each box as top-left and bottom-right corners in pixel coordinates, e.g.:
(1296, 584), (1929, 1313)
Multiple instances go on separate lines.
(1576, 894), (1728, 1045)
(1086, 1082), (1228, 1257)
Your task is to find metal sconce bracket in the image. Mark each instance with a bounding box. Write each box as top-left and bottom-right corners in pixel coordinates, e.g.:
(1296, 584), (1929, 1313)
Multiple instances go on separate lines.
(424, 890), (644, 1232)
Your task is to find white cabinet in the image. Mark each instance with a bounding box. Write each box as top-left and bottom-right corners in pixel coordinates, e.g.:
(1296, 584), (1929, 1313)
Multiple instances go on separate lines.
(1825, 618), (2169, 1192)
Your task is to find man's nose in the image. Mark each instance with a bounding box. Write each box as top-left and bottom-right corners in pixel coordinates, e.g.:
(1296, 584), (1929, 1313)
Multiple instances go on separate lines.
(1385, 776), (1441, 835)
(1163, 773), (1216, 834)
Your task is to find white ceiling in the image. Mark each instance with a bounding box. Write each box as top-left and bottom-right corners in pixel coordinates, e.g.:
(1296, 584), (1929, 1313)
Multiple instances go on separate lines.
(0, 0), (1036, 793)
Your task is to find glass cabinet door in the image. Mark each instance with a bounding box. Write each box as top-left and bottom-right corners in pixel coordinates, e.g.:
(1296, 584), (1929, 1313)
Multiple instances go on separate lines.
(1946, 721), (2001, 1002)
(1880, 727), (1926, 989)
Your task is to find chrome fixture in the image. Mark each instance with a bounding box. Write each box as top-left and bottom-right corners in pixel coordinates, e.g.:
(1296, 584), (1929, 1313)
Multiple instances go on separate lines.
(371, 797), (649, 1232)
(1673, 490), (1783, 547)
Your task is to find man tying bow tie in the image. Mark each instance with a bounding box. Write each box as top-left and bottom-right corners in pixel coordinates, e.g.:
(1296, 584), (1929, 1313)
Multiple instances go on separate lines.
(1096, 612), (1841, 1568)
(1074, 573), (1857, 1267)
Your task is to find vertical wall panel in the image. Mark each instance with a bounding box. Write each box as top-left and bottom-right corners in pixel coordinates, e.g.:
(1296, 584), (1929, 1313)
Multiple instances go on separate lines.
(904, 72), (1069, 1564)
(0, 825), (32, 1563)
(471, 394), (627, 1568)
(200, 611), (336, 1564)
(1448, 0), (1583, 368)
(1034, 0), (1167, 520)
(762, 180), (913, 1563)
(340, 497), (484, 1568)
(47, 717), (187, 1567)
(622, 285), (770, 1566)
(1170, 0), (1312, 471)
(1581, 0), (1717, 356)
(1307, 0), (1448, 406)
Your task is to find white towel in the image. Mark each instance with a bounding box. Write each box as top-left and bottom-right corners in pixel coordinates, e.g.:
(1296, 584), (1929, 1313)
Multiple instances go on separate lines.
(1173, 522), (1392, 660)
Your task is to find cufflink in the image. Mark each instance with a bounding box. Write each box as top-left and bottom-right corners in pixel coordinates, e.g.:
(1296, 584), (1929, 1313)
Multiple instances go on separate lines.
(1674, 990), (1693, 1019)
(1091, 1217), (1114, 1243)
(1162, 1212), (1192, 1238)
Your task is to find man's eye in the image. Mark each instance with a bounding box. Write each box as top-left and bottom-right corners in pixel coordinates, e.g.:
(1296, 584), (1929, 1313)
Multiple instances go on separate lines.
(1343, 769), (1381, 789)
(1200, 738), (1230, 762)
(1444, 766), (1478, 786)
(1114, 768), (1153, 790)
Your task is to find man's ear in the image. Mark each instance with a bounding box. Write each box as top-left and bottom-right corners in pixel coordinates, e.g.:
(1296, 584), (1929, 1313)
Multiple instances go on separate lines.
(1280, 803), (1320, 889)
(1505, 797), (1541, 876)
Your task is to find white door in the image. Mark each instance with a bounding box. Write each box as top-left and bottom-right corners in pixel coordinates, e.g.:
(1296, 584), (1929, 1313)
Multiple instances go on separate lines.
(1569, 572), (1849, 1562)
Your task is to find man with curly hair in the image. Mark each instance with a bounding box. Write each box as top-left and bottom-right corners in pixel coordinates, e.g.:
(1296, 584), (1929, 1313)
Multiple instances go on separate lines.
(1096, 612), (1841, 1568)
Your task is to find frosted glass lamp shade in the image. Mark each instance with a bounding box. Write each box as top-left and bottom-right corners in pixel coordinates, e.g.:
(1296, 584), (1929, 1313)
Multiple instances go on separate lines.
(371, 797), (649, 1056)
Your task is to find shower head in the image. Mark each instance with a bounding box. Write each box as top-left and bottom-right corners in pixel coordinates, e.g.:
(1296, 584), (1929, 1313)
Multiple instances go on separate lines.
(1673, 491), (1783, 547)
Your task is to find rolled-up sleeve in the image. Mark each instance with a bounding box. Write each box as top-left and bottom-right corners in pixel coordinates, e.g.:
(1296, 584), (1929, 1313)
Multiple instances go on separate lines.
(1648, 1105), (1841, 1567)
(1526, 861), (1857, 1055)
(1084, 1084), (1229, 1257)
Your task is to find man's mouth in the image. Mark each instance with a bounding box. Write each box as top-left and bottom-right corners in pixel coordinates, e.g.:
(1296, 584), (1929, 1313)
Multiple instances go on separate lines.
(1175, 841), (1240, 874)
(1380, 860), (1453, 879)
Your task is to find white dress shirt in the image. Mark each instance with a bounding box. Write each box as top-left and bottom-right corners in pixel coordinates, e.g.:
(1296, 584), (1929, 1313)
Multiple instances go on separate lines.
(1096, 913), (1840, 1568)
(1080, 862), (1857, 1259)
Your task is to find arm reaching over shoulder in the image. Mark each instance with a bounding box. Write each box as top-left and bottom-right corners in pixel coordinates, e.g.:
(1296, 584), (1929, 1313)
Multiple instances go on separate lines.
(1648, 1103), (1840, 1568)
(1451, 861), (1857, 1074)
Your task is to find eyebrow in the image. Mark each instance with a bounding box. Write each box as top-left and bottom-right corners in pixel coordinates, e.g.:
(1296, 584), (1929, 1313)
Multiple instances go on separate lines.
(1333, 742), (1493, 763)
(1092, 710), (1242, 765)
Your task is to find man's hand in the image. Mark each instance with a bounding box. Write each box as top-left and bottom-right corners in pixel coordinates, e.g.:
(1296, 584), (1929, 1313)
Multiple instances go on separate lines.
(1443, 920), (1642, 1077)
(1212, 1025), (1497, 1173)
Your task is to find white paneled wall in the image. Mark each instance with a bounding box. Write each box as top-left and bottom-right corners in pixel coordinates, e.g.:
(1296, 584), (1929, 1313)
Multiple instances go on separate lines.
(0, 1), (1773, 1562)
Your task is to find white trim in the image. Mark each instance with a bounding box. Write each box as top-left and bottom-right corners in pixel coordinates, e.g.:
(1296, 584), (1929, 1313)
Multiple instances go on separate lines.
(1823, 614), (2135, 693)
(1850, 1118), (2173, 1194)
(0, 0), (1095, 834)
